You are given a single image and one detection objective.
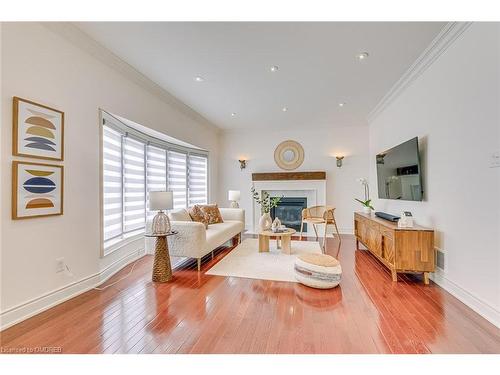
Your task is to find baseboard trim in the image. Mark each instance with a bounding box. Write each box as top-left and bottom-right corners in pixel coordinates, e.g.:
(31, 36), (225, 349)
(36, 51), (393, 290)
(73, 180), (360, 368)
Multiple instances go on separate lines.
(0, 247), (145, 331)
(430, 268), (500, 328)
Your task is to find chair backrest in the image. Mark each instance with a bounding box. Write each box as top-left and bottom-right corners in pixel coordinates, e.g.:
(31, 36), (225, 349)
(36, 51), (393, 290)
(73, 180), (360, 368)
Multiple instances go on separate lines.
(302, 205), (335, 221)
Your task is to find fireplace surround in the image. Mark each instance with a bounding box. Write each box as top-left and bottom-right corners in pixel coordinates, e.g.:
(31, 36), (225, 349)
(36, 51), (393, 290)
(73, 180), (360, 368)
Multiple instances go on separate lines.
(251, 172), (327, 236)
(271, 197), (307, 231)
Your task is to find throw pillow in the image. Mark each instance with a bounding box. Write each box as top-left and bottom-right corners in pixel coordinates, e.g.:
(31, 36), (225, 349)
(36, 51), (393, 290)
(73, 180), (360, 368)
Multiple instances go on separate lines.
(199, 204), (224, 225)
(188, 205), (209, 228)
(169, 208), (192, 222)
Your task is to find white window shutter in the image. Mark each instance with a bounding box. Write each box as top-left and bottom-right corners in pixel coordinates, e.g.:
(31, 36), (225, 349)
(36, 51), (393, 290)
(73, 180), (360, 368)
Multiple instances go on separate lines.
(102, 126), (123, 241)
(188, 154), (208, 206)
(146, 144), (167, 221)
(123, 137), (146, 233)
(168, 150), (188, 209)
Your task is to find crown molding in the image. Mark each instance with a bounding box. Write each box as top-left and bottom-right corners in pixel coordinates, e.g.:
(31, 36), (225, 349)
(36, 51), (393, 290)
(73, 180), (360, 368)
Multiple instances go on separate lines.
(367, 22), (473, 124)
(42, 22), (222, 134)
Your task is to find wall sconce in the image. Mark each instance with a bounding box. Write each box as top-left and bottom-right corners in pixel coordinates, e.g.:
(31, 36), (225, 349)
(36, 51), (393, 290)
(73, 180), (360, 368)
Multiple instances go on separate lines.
(238, 159), (247, 170)
(336, 156), (344, 168)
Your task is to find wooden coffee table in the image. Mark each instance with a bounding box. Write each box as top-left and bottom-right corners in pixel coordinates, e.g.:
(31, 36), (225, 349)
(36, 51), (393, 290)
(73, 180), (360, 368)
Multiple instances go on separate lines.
(258, 228), (296, 255)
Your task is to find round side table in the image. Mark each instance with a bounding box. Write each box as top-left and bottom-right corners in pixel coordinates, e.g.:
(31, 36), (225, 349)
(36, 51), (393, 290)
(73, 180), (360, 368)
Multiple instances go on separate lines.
(258, 228), (296, 254)
(145, 231), (178, 283)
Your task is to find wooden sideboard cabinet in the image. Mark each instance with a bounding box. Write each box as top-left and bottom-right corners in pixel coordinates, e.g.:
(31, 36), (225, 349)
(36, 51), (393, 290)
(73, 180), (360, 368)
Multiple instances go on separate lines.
(354, 212), (435, 284)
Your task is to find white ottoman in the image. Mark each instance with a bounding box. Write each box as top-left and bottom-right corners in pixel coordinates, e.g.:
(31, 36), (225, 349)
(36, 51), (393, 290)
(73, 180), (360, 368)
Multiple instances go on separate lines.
(294, 253), (342, 289)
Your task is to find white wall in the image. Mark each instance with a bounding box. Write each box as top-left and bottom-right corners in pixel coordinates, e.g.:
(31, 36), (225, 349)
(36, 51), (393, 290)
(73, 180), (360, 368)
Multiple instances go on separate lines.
(0, 23), (3, 320)
(0, 23), (220, 329)
(369, 23), (500, 326)
(218, 126), (369, 233)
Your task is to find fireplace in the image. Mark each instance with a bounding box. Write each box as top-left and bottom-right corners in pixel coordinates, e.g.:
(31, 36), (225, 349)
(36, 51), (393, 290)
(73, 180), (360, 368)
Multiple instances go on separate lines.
(270, 197), (307, 231)
(251, 177), (326, 235)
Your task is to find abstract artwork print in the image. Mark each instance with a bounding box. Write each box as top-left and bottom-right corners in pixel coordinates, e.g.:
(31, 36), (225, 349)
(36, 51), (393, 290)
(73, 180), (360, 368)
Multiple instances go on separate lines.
(12, 161), (64, 219)
(13, 97), (64, 161)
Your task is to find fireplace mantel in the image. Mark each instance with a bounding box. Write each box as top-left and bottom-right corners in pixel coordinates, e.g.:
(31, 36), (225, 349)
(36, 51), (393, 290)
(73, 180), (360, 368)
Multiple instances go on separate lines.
(252, 171), (326, 181)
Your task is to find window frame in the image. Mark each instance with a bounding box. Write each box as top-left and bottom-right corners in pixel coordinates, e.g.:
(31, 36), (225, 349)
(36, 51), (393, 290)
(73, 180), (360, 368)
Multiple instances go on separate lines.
(99, 110), (209, 257)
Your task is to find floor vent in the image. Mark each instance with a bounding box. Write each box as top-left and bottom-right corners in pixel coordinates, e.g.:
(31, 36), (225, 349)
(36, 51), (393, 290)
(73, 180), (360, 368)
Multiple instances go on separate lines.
(436, 248), (445, 270)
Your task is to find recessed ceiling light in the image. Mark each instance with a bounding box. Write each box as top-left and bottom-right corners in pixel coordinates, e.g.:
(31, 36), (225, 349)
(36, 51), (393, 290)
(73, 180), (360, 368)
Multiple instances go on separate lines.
(231, 112), (236, 117)
(339, 102), (346, 107)
(357, 52), (369, 60)
(270, 65), (279, 72)
(282, 107), (288, 112)
(194, 76), (204, 82)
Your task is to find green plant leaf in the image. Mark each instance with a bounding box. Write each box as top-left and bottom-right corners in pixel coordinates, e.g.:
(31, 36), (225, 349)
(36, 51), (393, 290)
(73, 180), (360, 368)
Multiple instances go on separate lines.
(355, 198), (372, 207)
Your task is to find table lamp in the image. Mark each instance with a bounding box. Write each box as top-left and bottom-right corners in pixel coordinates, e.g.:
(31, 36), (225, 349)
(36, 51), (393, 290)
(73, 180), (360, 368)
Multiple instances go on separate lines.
(228, 190), (240, 208)
(149, 191), (174, 234)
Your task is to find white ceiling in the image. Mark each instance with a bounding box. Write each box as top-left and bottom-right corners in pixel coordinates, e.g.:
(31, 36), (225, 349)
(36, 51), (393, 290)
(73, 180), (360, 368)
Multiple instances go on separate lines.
(76, 22), (446, 131)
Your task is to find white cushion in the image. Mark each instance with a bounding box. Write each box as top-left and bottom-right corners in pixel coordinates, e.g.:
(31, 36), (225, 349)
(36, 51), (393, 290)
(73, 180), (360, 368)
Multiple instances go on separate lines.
(205, 220), (244, 250)
(219, 208), (245, 223)
(169, 208), (192, 222)
(167, 209), (245, 261)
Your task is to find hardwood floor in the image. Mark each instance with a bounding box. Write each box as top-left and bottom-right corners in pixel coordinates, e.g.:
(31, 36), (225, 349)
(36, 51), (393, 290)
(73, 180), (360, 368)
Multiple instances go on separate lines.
(1, 234), (499, 354)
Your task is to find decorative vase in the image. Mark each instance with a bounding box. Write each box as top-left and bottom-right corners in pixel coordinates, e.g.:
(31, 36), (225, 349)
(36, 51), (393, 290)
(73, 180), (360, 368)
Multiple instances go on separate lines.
(259, 212), (273, 231)
(271, 217), (281, 232)
(362, 206), (372, 215)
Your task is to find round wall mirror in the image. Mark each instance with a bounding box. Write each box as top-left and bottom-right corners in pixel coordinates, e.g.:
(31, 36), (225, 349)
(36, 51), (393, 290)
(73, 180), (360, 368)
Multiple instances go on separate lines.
(274, 140), (304, 170)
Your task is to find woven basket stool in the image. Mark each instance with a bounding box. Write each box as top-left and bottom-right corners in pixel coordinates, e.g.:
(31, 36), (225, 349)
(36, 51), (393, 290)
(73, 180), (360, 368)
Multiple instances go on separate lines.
(294, 253), (342, 289)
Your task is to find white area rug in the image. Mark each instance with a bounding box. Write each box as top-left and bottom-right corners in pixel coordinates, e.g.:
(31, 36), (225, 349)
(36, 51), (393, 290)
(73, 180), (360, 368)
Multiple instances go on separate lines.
(206, 238), (322, 282)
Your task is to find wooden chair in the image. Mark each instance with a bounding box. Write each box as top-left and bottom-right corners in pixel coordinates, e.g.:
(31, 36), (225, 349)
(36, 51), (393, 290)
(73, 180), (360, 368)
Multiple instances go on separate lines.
(299, 206), (341, 247)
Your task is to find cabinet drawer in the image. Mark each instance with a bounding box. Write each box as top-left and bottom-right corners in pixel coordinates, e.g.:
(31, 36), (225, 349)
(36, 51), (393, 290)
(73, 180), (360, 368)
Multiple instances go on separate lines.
(355, 221), (367, 242)
(367, 226), (382, 257)
(382, 235), (395, 264)
(355, 214), (366, 223)
(380, 226), (394, 240)
(369, 221), (380, 232)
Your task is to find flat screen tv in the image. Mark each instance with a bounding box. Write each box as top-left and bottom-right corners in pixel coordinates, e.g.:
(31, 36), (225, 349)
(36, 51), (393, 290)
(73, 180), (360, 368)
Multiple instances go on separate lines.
(376, 137), (423, 201)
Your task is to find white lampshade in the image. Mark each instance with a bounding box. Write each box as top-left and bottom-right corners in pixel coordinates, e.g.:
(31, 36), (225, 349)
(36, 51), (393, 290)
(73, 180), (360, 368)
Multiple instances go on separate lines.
(149, 191), (173, 211)
(228, 190), (241, 201)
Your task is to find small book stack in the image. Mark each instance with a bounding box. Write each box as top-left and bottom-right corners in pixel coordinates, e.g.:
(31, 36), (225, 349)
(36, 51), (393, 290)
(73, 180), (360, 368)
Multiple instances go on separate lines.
(272, 226), (288, 233)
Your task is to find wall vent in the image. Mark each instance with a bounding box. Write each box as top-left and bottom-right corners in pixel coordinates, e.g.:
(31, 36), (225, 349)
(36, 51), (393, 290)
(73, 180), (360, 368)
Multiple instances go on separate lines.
(436, 248), (445, 270)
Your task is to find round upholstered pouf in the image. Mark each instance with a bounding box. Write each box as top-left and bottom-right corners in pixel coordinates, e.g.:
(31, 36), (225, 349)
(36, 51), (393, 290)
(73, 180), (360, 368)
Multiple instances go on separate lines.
(294, 253), (342, 289)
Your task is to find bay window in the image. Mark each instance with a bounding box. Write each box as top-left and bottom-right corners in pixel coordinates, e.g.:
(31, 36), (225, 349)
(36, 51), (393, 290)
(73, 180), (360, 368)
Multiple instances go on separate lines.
(101, 111), (209, 255)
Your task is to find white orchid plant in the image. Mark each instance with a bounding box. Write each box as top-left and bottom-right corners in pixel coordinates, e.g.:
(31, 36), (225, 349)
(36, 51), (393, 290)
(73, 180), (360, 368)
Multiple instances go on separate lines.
(355, 178), (374, 210)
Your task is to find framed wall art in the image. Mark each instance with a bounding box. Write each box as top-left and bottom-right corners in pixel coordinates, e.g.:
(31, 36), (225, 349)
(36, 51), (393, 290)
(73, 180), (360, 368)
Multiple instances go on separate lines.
(13, 97), (64, 161)
(12, 161), (64, 220)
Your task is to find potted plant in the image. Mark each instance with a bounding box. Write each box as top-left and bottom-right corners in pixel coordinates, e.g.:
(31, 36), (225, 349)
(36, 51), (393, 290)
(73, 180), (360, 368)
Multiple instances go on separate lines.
(355, 178), (374, 214)
(251, 187), (282, 230)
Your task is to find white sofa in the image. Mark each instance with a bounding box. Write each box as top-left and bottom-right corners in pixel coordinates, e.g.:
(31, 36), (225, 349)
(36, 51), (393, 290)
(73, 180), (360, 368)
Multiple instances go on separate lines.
(167, 208), (245, 270)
